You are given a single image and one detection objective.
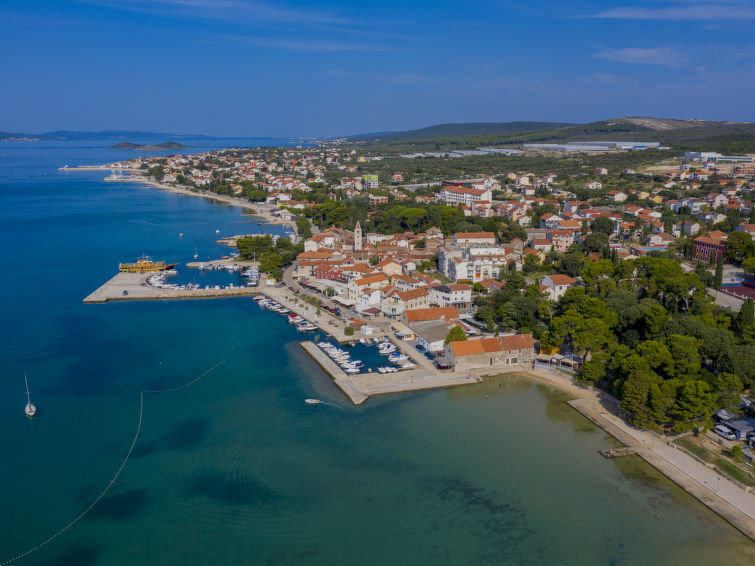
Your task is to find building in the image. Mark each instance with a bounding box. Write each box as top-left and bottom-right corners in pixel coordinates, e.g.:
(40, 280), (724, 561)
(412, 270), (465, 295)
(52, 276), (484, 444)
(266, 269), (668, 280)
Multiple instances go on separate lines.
(428, 284), (473, 311)
(541, 274), (578, 301)
(363, 175), (379, 189)
(437, 186), (492, 207)
(693, 230), (728, 263)
(444, 334), (535, 372)
(354, 221), (363, 251)
(453, 231), (497, 246)
(412, 320), (453, 353)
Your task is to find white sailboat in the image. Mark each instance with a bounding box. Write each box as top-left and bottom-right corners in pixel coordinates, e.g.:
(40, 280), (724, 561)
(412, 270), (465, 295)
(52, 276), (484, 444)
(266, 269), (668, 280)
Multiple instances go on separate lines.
(193, 246), (198, 259)
(24, 375), (36, 417)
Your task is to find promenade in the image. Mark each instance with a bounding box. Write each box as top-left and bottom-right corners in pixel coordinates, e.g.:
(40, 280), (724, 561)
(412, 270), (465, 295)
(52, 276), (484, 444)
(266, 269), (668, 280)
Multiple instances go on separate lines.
(519, 367), (755, 541)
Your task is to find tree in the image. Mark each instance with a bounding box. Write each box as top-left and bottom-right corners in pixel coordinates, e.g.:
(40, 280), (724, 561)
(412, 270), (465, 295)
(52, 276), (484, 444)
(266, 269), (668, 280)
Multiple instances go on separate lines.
(736, 298), (754, 332)
(344, 326), (355, 336)
(148, 165), (164, 181)
(445, 325), (467, 344)
(714, 254), (723, 290)
(726, 231), (753, 262)
(259, 251), (284, 279)
(559, 252), (585, 277)
(711, 372), (743, 411)
(670, 380), (716, 432)
(742, 256), (755, 275)
(665, 334), (702, 378)
(296, 217), (312, 239)
(523, 253), (541, 273)
(590, 216), (614, 236)
(583, 232), (609, 252)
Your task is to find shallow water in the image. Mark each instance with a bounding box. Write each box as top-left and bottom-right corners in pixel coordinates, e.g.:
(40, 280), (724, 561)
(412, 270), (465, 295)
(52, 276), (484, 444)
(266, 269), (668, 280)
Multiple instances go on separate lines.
(1, 142), (753, 565)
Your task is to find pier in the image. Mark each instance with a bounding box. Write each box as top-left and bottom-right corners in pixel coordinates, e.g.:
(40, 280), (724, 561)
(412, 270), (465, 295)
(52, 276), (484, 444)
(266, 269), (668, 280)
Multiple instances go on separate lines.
(299, 341), (478, 405)
(82, 272), (260, 303)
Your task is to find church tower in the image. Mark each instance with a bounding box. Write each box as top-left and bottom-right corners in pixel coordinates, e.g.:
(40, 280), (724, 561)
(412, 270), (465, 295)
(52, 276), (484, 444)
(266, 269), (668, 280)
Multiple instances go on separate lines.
(354, 220), (363, 251)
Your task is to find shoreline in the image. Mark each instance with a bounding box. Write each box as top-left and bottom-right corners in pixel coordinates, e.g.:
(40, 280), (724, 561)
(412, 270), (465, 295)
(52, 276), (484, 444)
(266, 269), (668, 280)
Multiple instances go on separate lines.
(510, 368), (755, 542)
(71, 163), (755, 543)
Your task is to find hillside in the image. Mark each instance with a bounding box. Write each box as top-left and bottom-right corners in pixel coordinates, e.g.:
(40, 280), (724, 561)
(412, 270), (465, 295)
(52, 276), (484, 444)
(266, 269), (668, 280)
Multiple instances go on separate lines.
(350, 117), (755, 154)
(351, 121), (573, 142)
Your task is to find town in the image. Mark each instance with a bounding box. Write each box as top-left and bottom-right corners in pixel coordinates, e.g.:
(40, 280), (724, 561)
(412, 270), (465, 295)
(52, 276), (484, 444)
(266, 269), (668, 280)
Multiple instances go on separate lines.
(99, 140), (755, 491)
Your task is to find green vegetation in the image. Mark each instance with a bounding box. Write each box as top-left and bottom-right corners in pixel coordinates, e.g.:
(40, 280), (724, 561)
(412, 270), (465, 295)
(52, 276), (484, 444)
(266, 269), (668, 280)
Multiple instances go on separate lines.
(344, 326), (355, 336)
(674, 436), (711, 462)
(445, 325), (467, 344)
(236, 234), (303, 279)
(714, 458), (755, 487)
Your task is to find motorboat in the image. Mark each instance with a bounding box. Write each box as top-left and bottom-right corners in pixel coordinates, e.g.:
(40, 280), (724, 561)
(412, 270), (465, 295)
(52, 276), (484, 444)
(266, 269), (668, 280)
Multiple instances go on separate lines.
(305, 398), (322, 405)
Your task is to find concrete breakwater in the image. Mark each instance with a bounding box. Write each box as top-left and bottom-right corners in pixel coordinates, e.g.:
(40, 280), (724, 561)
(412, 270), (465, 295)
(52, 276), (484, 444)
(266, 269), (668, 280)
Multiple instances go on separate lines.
(82, 272), (261, 303)
(299, 341), (479, 405)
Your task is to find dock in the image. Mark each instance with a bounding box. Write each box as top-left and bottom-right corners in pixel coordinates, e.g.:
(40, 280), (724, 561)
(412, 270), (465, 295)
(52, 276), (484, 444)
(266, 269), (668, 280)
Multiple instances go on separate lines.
(299, 341), (477, 405)
(83, 272), (260, 303)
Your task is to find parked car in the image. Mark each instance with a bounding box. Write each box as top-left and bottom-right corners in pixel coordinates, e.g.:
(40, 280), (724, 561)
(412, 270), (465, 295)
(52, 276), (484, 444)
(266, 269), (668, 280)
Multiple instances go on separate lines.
(714, 425), (736, 441)
(425, 351), (436, 360)
(415, 344), (427, 354)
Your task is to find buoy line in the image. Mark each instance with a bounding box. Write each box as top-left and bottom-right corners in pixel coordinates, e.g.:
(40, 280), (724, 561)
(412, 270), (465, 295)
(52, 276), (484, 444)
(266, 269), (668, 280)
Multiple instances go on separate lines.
(1, 359), (227, 566)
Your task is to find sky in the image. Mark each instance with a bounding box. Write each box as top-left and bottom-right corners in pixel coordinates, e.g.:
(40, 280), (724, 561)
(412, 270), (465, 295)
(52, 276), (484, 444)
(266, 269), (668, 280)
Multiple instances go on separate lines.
(1, 0), (755, 137)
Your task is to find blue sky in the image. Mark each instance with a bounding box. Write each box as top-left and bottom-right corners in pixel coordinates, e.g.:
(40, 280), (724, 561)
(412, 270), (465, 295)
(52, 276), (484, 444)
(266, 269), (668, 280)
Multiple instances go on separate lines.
(1, 0), (754, 136)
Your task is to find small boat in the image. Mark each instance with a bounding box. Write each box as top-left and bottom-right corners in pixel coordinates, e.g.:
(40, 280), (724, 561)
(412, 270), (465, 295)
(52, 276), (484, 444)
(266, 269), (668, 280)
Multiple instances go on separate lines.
(193, 247), (198, 259)
(305, 398), (322, 405)
(179, 233), (183, 238)
(216, 229), (220, 234)
(24, 375), (36, 418)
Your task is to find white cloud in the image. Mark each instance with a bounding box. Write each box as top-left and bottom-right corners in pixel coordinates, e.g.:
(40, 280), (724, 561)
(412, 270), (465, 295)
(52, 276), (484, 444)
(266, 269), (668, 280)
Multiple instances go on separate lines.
(79, 0), (351, 26)
(595, 1), (755, 20)
(594, 47), (684, 66)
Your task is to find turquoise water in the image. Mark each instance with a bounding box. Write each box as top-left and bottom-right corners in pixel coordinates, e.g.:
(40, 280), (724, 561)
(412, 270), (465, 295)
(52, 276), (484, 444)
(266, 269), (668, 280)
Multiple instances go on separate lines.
(1, 142), (754, 565)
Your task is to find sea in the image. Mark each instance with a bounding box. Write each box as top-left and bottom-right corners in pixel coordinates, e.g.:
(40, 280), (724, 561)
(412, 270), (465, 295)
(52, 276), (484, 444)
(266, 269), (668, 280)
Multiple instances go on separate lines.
(0, 138), (753, 566)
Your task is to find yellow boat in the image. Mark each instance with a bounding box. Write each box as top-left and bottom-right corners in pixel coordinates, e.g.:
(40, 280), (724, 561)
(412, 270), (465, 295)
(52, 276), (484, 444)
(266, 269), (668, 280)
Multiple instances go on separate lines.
(119, 255), (176, 273)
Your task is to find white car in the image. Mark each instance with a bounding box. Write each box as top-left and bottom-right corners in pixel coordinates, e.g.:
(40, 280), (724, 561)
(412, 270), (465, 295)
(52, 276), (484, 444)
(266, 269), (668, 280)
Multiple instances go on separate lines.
(714, 425), (736, 441)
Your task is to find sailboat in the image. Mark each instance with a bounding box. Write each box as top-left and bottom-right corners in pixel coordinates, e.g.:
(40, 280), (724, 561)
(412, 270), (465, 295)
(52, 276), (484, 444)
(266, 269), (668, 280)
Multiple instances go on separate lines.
(193, 246), (198, 259)
(24, 375), (36, 417)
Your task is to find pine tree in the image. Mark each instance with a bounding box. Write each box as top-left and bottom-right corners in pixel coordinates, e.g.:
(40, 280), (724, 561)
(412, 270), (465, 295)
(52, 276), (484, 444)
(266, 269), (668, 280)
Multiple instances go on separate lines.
(737, 298), (754, 332)
(714, 254), (724, 290)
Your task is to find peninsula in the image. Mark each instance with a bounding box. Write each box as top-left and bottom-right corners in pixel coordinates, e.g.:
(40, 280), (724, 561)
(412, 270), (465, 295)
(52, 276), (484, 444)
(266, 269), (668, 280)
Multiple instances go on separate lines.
(110, 141), (188, 150)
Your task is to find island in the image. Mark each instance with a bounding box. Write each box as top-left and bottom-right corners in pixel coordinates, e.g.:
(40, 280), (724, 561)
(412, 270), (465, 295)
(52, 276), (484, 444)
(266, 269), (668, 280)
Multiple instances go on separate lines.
(110, 141), (188, 150)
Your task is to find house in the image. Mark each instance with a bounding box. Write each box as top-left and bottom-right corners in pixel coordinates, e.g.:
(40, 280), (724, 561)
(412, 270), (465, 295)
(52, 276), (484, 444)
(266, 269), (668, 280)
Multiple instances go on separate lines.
(444, 334), (535, 372)
(646, 232), (675, 249)
(606, 191), (627, 203)
(541, 274), (578, 301)
(428, 284), (473, 311)
(403, 306), (459, 325)
(348, 273), (388, 302)
(382, 287), (430, 319)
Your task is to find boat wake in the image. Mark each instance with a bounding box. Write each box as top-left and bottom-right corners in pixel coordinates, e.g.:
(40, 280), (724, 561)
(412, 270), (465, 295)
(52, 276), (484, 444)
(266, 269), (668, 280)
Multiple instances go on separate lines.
(0, 359), (228, 566)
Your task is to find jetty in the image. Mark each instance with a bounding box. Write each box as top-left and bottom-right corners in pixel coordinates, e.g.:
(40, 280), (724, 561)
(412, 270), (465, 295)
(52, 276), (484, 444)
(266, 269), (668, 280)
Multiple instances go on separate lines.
(83, 272), (260, 303)
(299, 340), (479, 405)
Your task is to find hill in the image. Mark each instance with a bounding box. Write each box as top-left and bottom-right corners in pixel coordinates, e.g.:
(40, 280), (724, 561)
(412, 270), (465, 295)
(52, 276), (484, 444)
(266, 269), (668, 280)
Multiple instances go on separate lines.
(350, 117), (755, 154)
(351, 121), (573, 142)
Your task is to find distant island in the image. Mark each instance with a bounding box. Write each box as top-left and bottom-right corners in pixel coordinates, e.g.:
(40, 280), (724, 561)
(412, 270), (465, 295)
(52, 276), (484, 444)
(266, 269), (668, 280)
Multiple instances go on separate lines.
(110, 141), (189, 150)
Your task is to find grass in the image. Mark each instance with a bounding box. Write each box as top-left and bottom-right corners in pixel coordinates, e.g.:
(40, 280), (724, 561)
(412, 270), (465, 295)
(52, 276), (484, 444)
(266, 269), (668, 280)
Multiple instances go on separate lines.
(674, 436), (711, 462)
(714, 458), (755, 487)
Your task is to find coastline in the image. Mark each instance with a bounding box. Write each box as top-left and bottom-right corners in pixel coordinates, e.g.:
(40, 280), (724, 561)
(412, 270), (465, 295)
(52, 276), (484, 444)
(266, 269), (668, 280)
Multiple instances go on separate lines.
(72, 164), (755, 543)
(510, 367), (755, 541)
